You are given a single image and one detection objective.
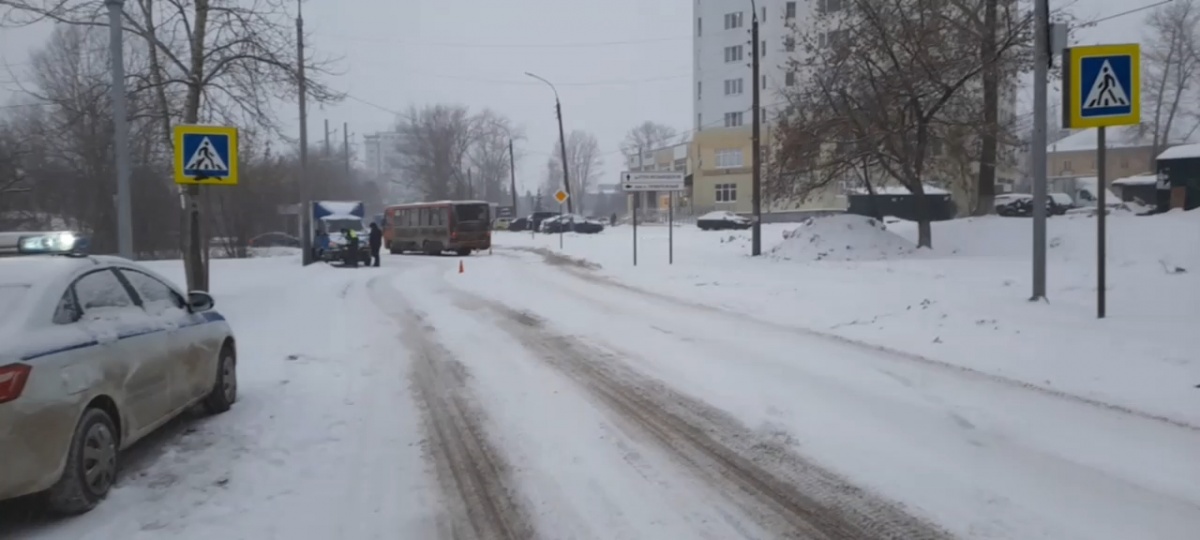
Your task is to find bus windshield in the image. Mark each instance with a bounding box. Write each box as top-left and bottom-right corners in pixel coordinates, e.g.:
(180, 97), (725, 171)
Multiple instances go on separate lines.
(454, 203), (490, 223)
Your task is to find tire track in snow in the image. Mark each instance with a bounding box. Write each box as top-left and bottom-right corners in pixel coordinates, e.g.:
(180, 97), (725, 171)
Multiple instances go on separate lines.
(506, 245), (1200, 433)
(448, 289), (954, 540)
(368, 277), (537, 540)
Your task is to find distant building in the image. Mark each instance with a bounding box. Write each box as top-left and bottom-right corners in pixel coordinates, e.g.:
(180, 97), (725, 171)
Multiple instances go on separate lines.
(1046, 125), (1196, 195)
(624, 142), (690, 219)
(363, 131), (418, 204)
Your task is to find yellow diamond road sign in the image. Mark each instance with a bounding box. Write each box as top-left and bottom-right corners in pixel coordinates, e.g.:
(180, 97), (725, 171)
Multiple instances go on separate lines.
(173, 124), (239, 185)
(554, 190), (569, 204)
(1063, 44), (1140, 129)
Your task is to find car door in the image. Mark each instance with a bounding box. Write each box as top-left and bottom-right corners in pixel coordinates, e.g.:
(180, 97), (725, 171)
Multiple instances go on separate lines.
(115, 268), (213, 409)
(70, 269), (174, 436)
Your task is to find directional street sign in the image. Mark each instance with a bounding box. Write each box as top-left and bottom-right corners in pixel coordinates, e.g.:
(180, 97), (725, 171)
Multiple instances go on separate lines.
(173, 124), (239, 185)
(554, 189), (569, 204)
(1063, 44), (1140, 129)
(621, 171), (685, 192)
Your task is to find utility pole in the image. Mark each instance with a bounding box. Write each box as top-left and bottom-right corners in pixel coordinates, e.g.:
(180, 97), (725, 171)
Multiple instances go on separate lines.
(750, 2), (763, 256)
(106, 0), (133, 258)
(509, 139), (518, 214)
(525, 72), (574, 214)
(343, 122), (350, 175)
(467, 168), (473, 199)
(297, 0), (312, 266)
(324, 119), (331, 158)
(1030, 0), (1049, 299)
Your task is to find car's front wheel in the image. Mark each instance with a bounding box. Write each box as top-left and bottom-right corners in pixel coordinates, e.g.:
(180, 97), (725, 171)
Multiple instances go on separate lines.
(203, 345), (237, 414)
(45, 408), (119, 515)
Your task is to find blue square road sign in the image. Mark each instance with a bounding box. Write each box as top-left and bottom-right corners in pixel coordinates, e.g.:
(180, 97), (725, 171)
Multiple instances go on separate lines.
(173, 124), (239, 185)
(1079, 55), (1133, 119)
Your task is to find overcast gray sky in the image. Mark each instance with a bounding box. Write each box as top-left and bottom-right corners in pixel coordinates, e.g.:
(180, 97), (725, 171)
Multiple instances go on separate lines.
(0, 0), (1156, 192)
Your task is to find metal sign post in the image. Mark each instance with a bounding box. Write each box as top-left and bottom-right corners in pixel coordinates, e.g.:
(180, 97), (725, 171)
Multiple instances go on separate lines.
(668, 192), (674, 264)
(553, 189), (569, 250)
(620, 171), (685, 267)
(632, 194), (638, 266)
(1061, 43), (1140, 319)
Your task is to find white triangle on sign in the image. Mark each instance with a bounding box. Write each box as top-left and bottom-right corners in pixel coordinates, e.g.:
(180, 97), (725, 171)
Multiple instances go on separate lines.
(184, 137), (229, 172)
(1082, 59), (1130, 110)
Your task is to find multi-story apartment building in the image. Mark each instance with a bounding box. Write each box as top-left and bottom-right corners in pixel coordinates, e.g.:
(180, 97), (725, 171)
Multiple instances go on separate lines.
(688, 0), (1021, 216)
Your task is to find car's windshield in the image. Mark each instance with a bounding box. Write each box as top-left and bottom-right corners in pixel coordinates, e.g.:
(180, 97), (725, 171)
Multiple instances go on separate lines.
(322, 218), (362, 232)
(454, 203), (490, 222)
(0, 284), (28, 326)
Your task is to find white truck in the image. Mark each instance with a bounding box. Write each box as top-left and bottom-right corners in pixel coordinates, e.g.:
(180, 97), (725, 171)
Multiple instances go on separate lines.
(312, 200), (371, 265)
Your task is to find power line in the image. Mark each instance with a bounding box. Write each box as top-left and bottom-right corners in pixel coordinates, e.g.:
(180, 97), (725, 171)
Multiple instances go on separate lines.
(1078, 0), (1174, 28)
(313, 33), (691, 49)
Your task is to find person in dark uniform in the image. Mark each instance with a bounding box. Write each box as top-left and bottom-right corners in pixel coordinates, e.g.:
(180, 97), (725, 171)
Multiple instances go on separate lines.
(368, 222), (383, 267)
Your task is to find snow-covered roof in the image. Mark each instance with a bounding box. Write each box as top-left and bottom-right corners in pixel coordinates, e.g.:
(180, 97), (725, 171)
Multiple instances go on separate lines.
(1156, 143), (1200, 161)
(1047, 125), (1194, 153)
(0, 255), (95, 285)
(1111, 174), (1157, 186)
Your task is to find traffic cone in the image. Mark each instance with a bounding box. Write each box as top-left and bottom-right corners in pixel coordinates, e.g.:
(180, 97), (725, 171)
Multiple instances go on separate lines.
(458, 260), (464, 274)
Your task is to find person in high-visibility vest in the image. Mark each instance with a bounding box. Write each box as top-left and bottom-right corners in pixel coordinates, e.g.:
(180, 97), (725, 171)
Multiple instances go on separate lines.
(343, 228), (360, 268)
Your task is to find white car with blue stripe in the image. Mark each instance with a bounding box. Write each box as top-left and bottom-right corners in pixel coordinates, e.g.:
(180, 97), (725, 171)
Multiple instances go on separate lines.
(0, 232), (238, 515)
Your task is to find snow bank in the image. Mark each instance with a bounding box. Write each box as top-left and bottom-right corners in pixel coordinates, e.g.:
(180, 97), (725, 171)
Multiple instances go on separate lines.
(769, 215), (918, 261)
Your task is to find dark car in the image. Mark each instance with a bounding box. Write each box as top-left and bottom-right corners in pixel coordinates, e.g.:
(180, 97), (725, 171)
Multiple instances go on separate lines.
(696, 211), (753, 230)
(995, 194), (1054, 217)
(508, 217), (531, 232)
(248, 231), (301, 247)
(540, 214), (605, 234)
(529, 211), (559, 232)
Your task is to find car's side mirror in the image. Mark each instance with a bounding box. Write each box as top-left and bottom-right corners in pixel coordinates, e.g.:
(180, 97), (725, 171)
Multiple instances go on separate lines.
(187, 291), (215, 312)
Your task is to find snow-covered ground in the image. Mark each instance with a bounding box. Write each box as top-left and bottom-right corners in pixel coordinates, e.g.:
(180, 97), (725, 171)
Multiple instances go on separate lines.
(3, 210), (1197, 539)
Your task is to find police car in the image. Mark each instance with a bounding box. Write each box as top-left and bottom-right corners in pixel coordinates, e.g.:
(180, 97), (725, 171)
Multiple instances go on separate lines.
(0, 231), (238, 514)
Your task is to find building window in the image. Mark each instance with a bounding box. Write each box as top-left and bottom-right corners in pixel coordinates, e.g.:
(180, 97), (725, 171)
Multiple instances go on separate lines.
(724, 78), (744, 95)
(715, 183), (738, 202)
(819, 0), (843, 13)
(724, 111), (744, 127)
(724, 12), (743, 29)
(697, 81), (702, 99)
(763, 75), (767, 89)
(785, 37), (795, 52)
(1063, 160), (1072, 172)
(716, 149), (744, 168)
(762, 41), (766, 57)
(786, 1), (797, 18)
(697, 113), (702, 129)
(819, 29), (845, 48)
(724, 45), (744, 62)
(785, 71), (795, 86)
(697, 17), (702, 36)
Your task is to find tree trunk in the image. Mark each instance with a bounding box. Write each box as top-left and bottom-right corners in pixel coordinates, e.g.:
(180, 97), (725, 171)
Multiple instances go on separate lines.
(181, 0), (211, 291)
(912, 182), (933, 248)
(974, 0), (999, 216)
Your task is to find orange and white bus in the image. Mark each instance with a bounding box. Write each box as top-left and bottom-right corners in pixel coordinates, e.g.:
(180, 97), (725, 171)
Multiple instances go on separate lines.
(382, 200), (492, 256)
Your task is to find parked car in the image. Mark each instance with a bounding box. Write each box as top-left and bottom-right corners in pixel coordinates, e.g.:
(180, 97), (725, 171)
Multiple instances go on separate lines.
(0, 231), (238, 515)
(507, 217), (531, 232)
(247, 231), (300, 248)
(1049, 192), (1074, 215)
(528, 211), (559, 232)
(995, 194), (1054, 217)
(540, 214), (605, 234)
(493, 217), (512, 230)
(696, 211), (753, 230)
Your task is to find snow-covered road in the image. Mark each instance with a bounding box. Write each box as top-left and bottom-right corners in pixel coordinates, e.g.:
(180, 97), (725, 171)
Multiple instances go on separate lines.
(4, 249), (1198, 539)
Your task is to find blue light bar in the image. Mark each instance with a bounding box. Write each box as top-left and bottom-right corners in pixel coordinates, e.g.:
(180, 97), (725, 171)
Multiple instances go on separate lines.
(16, 232), (90, 255)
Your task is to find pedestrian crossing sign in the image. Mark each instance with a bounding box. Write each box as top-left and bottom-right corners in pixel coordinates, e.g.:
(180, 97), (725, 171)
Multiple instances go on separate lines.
(1063, 44), (1140, 129)
(173, 124), (239, 185)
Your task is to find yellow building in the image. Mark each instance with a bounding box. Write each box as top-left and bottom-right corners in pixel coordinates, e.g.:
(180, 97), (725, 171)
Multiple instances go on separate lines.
(689, 126), (844, 216)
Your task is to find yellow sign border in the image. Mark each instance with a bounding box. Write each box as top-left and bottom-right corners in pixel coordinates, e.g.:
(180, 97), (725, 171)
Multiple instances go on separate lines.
(1065, 43), (1140, 129)
(554, 189), (569, 203)
(173, 124), (239, 186)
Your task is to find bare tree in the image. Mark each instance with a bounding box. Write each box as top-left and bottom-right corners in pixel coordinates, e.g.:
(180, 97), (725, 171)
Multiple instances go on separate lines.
(391, 104), (479, 200)
(469, 109), (523, 203)
(621, 121), (678, 156)
(2, 0), (342, 290)
(548, 130), (602, 215)
(1144, 0), (1200, 156)
(776, 0), (1028, 247)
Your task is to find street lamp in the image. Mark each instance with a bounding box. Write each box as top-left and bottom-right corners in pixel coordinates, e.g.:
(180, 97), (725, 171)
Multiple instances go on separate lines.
(106, 0), (133, 259)
(525, 72), (574, 214)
